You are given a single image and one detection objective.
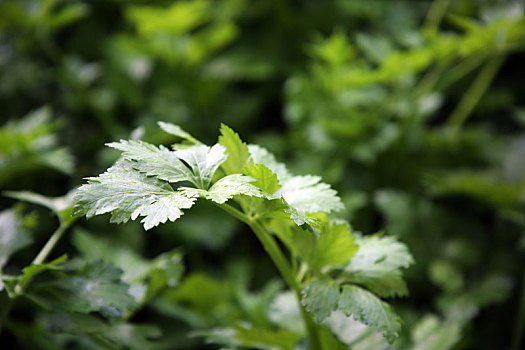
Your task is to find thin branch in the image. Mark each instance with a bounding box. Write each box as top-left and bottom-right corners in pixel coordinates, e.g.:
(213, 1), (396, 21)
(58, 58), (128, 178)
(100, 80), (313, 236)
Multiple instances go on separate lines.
(447, 55), (505, 131)
(424, 0), (451, 32)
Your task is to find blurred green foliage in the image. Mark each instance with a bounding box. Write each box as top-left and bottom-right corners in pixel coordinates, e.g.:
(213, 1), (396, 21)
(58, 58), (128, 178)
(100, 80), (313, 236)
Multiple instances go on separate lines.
(1, 0), (525, 349)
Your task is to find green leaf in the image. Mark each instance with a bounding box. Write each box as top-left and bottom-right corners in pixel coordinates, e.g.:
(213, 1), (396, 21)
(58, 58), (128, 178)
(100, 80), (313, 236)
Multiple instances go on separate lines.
(429, 171), (525, 208)
(301, 280), (340, 322)
(343, 235), (413, 298)
(276, 175), (344, 214)
(323, 310), (389, 348)
(36, 260), (137, 318)
(338, 285), (402, 344)
(147, 250), (185, 295)
(180, 174), (262, 204)
(0, 107), (74, 181)
(158, 121), (201, 145)
(165, 273), (226, 309)
(0, 208), (32, 269)
(243, 163), (281, 195)
(194, 323), (301, 350)
(40, 147), (75, 175)
(348, 270), (409, 300)
(265, 198), (319, 227)
(41, 311), (109, 336)
(219, 123), (252, 174)
(281, 200), (319, 226)
(127, 1), (211, 36)
(2, 255), (67, 297)
(247, 145), (343, 223)
(269, 289), (392, 348)
(302, 280), (403, 344)
(269, 291), (305, 334)
(17, 255), (67, 288)
(74, 160), (196, 230)
(411, 315), (462, 350)
(101, 323), (162, 349)
(107, 140), (195, 184)
(175, 144), (228, 188)
(109, 139), (228, 189)
(317, 326), (350, 350)
(374, 190), (420, 237)
(238, 163), (283, 220)
(72, 229), (150, 284)
(49, 4), (88, 30)
(72, 229), (184, 303)
(248, 144), (292, 183)
(161, 272), (232, 323)
(294, 219), (358, 272)
(80, 129), (341, 231)
(42, 312), (162, 350)
(437, 275), (512, 321)
(429, 259), (464, 293)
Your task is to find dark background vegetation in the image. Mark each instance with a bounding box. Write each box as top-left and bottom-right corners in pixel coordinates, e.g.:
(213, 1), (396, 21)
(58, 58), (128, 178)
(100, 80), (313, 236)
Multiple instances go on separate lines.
(1, 0), (525, 349)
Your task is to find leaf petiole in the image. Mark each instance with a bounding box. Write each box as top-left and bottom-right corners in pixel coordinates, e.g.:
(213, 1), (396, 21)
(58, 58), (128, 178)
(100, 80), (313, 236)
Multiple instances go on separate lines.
(31, 222), (70, 266)
(243, 218), (322, 348)
(15, 222), (72, 295)
(216, 202), (321, 348)
(216, 203), (251, 225)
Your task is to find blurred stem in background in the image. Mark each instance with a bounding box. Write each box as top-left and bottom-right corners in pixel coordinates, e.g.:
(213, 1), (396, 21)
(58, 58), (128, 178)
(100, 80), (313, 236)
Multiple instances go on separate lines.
(424, 0), (451, 32)
(0, 223), (71, 336)
(447, 55), (505, 132)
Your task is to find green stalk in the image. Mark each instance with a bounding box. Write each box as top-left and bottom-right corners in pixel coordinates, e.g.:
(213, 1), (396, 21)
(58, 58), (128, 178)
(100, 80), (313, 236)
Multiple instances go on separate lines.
(447, 56), (505, 132)
(1, 222), (70, 334)
(416, 65), (446, 96)
(218, 203), (321, 349)
(15, 222), (70, 295)
(424, 0), (451, 31)
(437, 54), (486, 91)
(416, 54), (486, 97)
(249, 221), (321, 350)
(31, 223), (69, 266)
(248, 221), (294, 286)
(216, 202), (251, 224)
